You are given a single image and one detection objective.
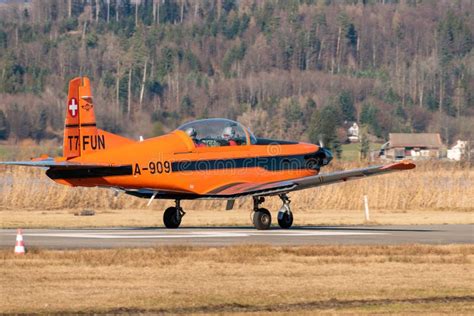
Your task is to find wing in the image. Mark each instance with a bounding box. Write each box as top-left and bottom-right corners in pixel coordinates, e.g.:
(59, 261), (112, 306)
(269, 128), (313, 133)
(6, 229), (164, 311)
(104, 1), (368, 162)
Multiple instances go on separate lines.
(291, 160), (415, 191)
(205, 161), (415, 199)
(123, 161), (415, 200)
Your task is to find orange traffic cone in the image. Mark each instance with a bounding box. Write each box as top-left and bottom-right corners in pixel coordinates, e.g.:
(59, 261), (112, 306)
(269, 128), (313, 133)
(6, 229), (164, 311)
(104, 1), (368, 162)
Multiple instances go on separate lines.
(14, 229), (25, 255)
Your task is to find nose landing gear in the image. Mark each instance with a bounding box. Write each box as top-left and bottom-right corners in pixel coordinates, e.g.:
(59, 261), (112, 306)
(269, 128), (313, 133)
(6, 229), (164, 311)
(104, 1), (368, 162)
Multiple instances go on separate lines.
(277, 194), (293, 229)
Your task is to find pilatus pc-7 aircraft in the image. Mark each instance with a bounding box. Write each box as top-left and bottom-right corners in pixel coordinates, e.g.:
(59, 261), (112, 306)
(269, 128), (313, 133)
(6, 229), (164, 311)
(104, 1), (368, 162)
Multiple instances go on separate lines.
(1, 77), (415, 230)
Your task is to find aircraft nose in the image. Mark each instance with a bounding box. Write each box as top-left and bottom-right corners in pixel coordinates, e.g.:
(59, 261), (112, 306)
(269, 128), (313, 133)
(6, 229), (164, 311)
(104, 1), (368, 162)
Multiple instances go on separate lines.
(304, 147), (333, 170)
(321, 147), (333, 165)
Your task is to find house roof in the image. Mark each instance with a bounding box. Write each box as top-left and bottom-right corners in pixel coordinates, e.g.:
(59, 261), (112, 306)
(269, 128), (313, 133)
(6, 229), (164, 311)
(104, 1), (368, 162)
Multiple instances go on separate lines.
(389, 133), (443, 148)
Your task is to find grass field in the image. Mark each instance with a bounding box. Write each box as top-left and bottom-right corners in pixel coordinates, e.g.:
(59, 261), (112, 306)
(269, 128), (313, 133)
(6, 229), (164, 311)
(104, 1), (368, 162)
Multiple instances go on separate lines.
(1, 160), (472, 228)
(1, 244), (473, 314)
(340, 142), (382, 161)
(1, 162), (473, 213)
(1, 208), (472, 229)
(0, 141), (61, 161)
(1, 145), (473, 315)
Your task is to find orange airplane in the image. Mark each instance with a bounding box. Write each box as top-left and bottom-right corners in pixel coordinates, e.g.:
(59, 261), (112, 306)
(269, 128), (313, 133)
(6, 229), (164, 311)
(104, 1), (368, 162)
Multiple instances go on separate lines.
(2, 77), (415, 230)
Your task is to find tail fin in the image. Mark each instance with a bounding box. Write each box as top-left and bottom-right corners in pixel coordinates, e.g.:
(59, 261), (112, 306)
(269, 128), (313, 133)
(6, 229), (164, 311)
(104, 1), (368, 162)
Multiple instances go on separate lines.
(63, 77), (134, 159)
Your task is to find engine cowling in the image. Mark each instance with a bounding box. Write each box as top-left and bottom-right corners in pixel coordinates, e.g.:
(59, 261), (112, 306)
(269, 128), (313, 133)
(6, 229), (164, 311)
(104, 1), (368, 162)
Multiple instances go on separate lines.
(304, 147), (333, 170)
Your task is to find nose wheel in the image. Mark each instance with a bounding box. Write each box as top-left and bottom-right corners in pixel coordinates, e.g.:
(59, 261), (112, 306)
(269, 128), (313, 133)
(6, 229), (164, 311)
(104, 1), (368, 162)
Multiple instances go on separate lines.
(163, 200), (185, 229)
(277, 209), (293, 228)
(277, 194), (293, 229)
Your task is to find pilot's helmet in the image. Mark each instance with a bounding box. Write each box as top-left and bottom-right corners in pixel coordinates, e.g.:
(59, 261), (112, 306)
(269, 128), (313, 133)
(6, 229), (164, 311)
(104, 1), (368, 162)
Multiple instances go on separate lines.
(222, 126), (235, 140)
(185, 127), (197, 139)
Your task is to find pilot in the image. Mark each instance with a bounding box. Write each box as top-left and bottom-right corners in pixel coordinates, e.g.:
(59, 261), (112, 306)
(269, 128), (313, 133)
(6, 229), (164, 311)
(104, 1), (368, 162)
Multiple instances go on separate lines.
(222, 126), (237, 146)
(185, 127), (206, 147)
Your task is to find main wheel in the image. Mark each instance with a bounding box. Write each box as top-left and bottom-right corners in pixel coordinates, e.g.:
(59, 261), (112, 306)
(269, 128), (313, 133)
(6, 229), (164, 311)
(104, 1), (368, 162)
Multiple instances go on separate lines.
(163, 207), (181, 229)
(277, 211), (293, 229)
(253, 208), (272, 230)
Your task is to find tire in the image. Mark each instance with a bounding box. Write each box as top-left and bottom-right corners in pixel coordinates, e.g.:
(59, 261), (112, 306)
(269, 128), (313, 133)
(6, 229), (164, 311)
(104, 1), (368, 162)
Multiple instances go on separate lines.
(277, 211), (293, 229)
(163, 207), (181, 229)
(253, 208), (272, 230)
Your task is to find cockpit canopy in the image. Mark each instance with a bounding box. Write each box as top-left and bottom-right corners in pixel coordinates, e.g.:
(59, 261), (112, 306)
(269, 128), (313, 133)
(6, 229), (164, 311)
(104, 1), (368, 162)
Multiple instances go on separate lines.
(177, 118), (257, 147)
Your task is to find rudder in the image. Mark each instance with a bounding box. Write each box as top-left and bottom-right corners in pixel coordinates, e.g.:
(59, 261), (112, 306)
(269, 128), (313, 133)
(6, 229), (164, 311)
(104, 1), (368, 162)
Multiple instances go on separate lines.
(63, 77), (84, 158)
(63, 77), (134, 159)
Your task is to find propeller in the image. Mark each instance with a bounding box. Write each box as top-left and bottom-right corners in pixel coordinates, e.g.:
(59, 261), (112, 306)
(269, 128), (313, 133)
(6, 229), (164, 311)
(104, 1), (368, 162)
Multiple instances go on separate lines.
(318, 134), (325, 148)
(311, 133), (333, 168)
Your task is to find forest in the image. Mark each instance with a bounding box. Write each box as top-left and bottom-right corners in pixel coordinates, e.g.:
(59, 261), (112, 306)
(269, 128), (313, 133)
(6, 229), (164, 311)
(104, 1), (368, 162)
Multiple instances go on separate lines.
(0, 0), (472, 153)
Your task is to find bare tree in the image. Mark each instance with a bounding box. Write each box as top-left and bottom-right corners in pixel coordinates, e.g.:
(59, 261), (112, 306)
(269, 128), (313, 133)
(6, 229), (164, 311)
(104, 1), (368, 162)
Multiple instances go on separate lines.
(106, 0), (110, 23)
(139, 58), (148, 110)
(152, 0), (157, 24)
(68, 0), (72, 18)
(128, 67), (132, 117)
(95, 0), (100, 22)
(116, 0), (120, 22)
(180, 0), (185, 23)
(134, 0), (140, 27)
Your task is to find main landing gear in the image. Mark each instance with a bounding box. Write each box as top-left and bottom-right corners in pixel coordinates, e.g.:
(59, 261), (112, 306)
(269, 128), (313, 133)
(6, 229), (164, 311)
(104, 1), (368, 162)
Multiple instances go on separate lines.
(162, 195), (294, 230)
(252, 197), (271, 230)
(163, 200), (186, 228)
(252, 194), (293, 230)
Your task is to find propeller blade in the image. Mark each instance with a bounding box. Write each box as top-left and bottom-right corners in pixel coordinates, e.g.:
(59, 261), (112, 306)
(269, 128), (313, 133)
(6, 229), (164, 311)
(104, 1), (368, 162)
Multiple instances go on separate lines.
(318, 134), (325, 148)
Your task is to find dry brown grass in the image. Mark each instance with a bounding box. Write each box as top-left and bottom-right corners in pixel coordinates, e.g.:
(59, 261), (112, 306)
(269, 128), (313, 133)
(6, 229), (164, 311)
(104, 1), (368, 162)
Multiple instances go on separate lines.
(1, 244), (473, 314)
(0, 208), (472, 229)
(1, 161), (473, 212)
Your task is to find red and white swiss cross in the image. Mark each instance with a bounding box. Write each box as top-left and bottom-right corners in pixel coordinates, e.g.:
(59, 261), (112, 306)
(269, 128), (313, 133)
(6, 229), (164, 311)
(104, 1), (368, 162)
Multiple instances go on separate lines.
(68, 98), (78, 117)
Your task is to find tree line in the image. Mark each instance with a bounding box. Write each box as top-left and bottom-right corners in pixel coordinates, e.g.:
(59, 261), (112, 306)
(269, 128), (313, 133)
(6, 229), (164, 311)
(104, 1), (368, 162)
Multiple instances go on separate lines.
(0, 0), (472, 154)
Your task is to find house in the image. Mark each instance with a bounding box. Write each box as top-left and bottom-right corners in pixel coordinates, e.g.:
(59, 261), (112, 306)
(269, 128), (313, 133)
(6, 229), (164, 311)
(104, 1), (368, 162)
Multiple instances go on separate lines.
(347, 122), (359, 142)
(380, 133), (443, 161)
(447, 140), (468, 161)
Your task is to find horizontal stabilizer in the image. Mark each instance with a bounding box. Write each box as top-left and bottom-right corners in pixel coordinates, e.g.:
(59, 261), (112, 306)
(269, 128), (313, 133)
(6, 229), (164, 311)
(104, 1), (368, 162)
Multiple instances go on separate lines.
(0, 157), (124, 169)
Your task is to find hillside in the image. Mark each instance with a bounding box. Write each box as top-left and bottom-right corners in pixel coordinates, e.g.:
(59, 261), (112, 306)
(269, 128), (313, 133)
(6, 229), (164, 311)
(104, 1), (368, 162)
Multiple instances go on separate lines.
(0, 0), (472, 153)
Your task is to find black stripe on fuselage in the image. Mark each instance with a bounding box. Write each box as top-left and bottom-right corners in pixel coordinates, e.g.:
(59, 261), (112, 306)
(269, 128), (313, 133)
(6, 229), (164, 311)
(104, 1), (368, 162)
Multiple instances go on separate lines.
(46, 152), (323, 180)
(171, 153), (317, 172)
(65, 123), (97, 128)
(46, 166), (133, 179)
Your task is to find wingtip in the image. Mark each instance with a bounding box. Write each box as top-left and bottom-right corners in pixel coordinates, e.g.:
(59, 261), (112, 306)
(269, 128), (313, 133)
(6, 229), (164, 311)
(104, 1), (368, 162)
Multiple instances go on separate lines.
(382, 160), (416, 171)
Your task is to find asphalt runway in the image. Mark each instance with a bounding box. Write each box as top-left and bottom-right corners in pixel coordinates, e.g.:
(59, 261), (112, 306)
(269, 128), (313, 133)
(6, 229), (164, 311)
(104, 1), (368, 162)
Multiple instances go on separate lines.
(0, 225), (472, 249)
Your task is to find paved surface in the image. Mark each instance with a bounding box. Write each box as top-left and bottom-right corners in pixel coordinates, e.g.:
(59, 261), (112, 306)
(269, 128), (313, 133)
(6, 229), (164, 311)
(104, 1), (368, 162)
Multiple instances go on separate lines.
(0, 225), (472, 249)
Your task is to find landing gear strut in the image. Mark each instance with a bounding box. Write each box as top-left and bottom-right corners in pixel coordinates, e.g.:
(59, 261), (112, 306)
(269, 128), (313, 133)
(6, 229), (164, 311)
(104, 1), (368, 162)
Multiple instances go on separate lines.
(277, 194), (293, 229)
(252, 196), (272, 230)
(163, 199), (186, 229)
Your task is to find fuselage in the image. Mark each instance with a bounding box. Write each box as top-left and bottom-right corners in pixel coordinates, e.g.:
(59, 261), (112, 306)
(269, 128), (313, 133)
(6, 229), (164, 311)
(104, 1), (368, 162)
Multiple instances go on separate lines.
(1, 77), (411, 230)
(47, 130), (331, 197)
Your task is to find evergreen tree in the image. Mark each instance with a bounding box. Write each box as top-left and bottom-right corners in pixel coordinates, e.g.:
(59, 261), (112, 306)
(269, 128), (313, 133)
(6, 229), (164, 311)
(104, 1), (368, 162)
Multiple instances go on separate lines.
(359, 126), (370, 161)
(360, 104), (382, 137)
(339, 91), (356, 122)
(285, 99), (303, 129)
(309, 105), (342, 158)
(305, 97), (317, 109)
(0, 110), (10, 140)
(180, 95), (194, 116)
(438, 11), (472, 66)
(32, 109), (48, 143)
